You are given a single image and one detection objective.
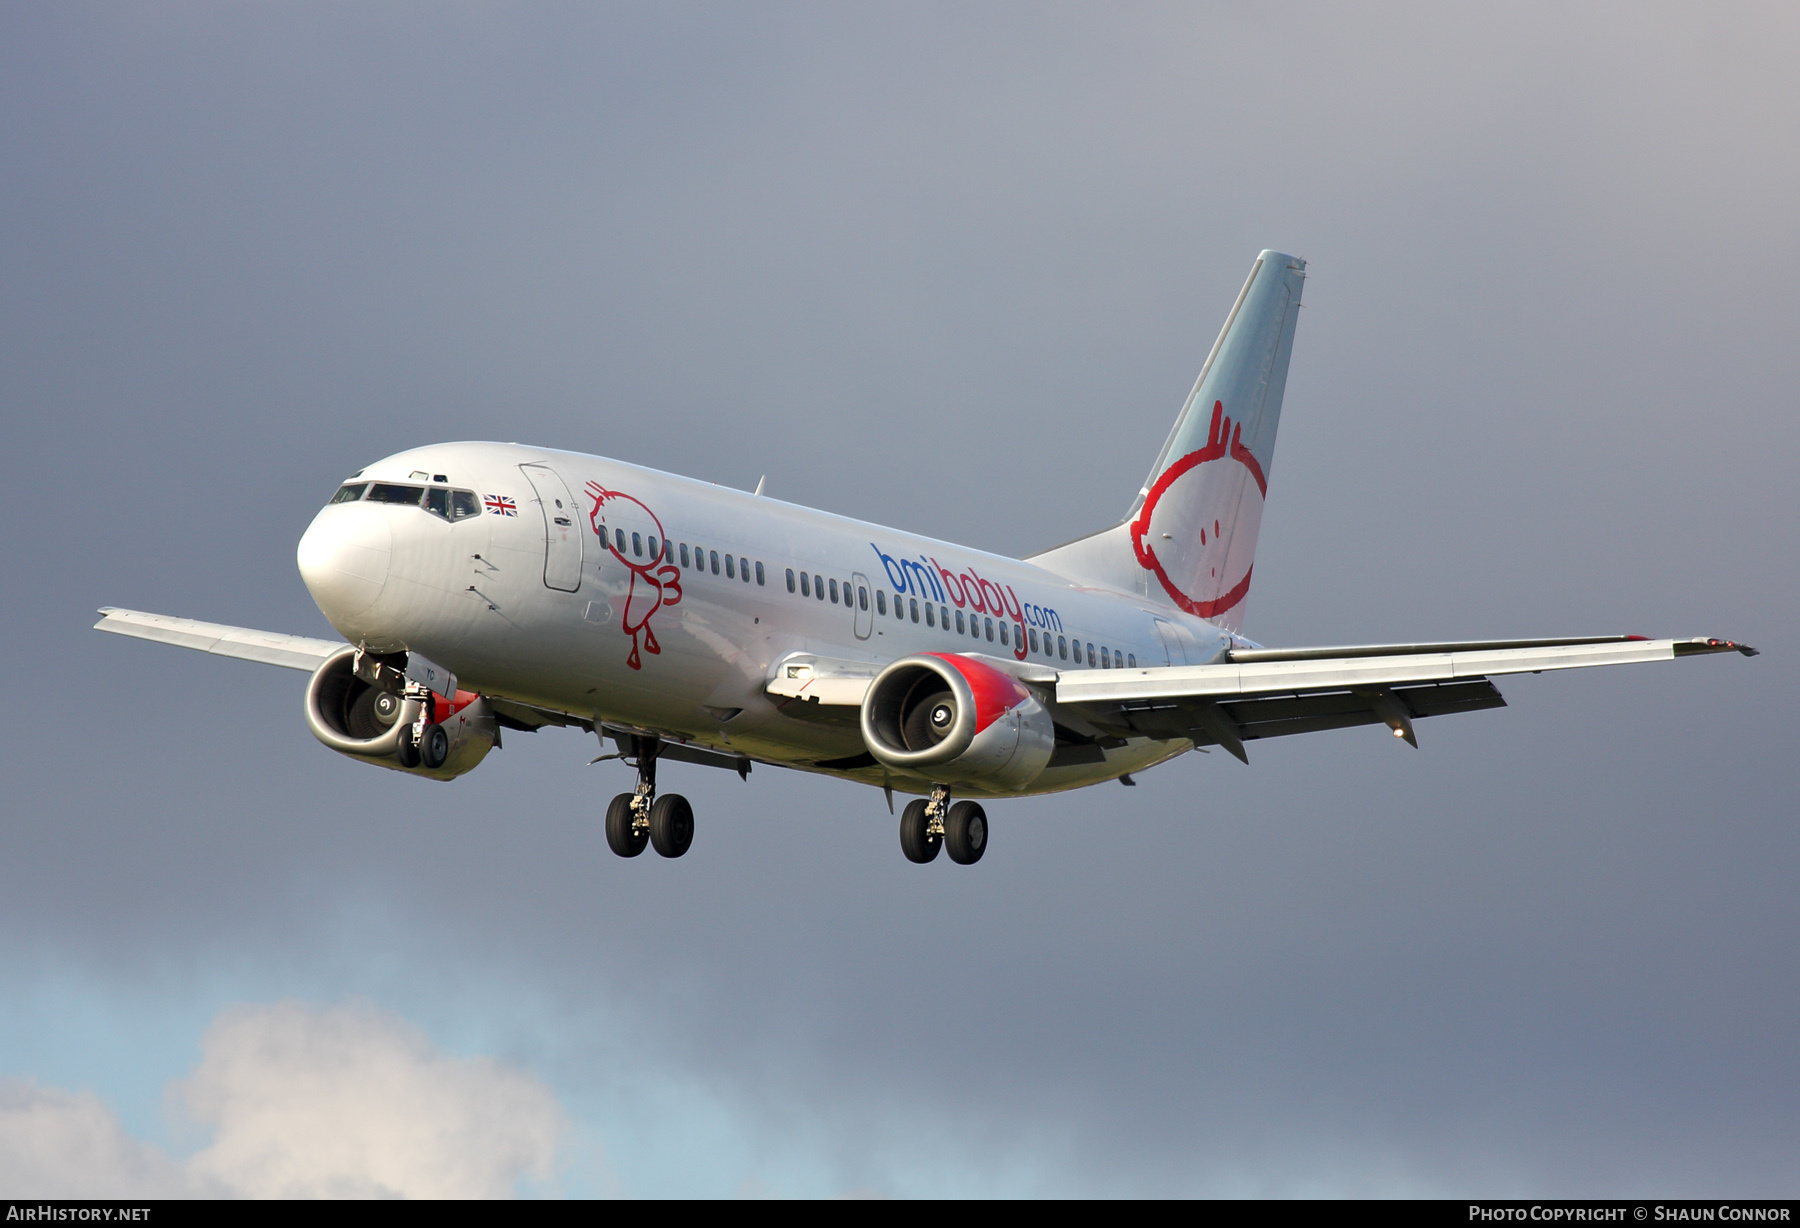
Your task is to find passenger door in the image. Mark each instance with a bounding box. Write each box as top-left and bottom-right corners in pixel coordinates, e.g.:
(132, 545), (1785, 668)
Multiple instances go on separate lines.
(518, 464), (583, 592)
(851, 572), (873, 640)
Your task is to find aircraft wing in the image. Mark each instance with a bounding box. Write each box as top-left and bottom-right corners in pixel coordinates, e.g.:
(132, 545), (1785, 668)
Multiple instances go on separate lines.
(1054, 635), (1756, 761)
(93, 607), (345, 672)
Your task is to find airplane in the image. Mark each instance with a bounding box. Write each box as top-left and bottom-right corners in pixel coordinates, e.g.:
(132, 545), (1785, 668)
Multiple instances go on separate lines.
(94, 250), (1756, 866)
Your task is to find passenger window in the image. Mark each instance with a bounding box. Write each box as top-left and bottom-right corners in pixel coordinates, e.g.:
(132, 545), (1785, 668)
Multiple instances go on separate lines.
(800, 572), (810, 597)
(633, 532), (644, 557)
(1058, 636), (1068, 660)
(895, 596), (905, 619)
(649, 535), (660, 558)
(424, 488), (449, 518)
(756, 562), (766, 586)
(925, 603), (935, 627)
(726, 555), (735, 579)
(1087, 643), (1096, 667)
(983, 617), (993, 641)
(786, 567), (796, 592)
(1115, 650), (1124, 668)
(910, 598), (920, 623)
(1029, 628), (1039, 652)
(999, 622), (1008, 646)
(1127, 653), (1136, 668)
(330, 483), (367, 504)
(451, 490), (480, 520)
(829, 578), (838, 604)
(1016, 624), (1025, 648)
(711, 551), (721, 576)
(815, 574), (826, 600)
(877, 590), (888, 615)
(859, 586), (868, 610)
(367, 483), (423, 505)
(1101, 646), (1110, 669)
(955, 610), (965, 634)
(742, 559), (751, 583)
(616, 528), (627, 553)
(681, 544), (691, 568)
(940, 605), (949, 628)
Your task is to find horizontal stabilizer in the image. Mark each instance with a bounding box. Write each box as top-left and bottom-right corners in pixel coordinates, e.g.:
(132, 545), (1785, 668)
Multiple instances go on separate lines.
(94, 607), (343, 672)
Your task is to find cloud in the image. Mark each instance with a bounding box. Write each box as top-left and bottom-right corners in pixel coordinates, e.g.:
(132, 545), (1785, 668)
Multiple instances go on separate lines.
(0, 1082), (196, 1199)
(0, 1001), (568, 1199)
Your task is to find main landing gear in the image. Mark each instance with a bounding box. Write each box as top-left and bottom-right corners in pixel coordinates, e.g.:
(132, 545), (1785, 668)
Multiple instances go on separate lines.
(899, 785), (986, 866)
(604, 735), (694, 859)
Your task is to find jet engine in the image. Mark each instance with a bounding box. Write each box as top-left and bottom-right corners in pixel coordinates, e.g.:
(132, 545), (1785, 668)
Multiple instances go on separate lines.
(303, 647), (497, 780)
(859, 653), (1054, 791)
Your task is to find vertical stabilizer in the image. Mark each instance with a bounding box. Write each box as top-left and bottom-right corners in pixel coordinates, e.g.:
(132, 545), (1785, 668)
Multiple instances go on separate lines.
(1027, 251), (1304, 633)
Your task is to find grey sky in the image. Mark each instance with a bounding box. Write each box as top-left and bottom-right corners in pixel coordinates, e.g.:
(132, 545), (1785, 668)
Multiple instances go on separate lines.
(2, 2), (1795, 1196)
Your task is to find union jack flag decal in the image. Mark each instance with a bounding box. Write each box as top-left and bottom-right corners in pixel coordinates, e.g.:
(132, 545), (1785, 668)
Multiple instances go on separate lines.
(485, 495), (517, 516)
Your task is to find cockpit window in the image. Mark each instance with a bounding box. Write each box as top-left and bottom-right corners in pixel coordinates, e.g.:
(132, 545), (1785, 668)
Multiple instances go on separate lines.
(330, 483), (368, 504)
(367, 483), (424, 505)
(424, 487), (449, 518)
(450, 490), (480, 521)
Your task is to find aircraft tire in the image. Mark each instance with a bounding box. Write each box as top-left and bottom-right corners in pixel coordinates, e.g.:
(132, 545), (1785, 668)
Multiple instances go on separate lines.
(418, 723), (450, 770)
(899, 799), (940, 863)
(649, 793), (695, 858)
(605, 793), (648, 858)
(944, 800), (987, 865)
(394, 727), (421, 769)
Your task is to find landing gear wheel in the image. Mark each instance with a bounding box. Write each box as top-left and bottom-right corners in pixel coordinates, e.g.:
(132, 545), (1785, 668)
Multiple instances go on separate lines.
(394, 726), (421, 769)
(899, 799), (940, 863)
(944, 800), (987, 865)
(605, 793), (648, 857)
(649, 793), (695, 858)
(418, 722), (449, 770)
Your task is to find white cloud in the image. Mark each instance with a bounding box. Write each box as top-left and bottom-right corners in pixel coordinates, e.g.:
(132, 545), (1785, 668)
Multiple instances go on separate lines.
(0, 1081), (198, 1198)
(0, 1001), (568, 1199)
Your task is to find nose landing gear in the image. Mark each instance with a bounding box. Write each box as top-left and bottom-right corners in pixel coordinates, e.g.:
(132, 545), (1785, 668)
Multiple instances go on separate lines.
(392, 681), (448, 770)
(603, 735), (694, 859)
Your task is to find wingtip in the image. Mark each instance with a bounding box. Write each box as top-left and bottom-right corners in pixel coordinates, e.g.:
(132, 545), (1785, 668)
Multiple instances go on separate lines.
(1674, 637), (1759, 658)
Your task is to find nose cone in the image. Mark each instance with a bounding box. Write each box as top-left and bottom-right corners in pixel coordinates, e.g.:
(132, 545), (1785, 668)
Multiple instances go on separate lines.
(297, 505), (392, 625)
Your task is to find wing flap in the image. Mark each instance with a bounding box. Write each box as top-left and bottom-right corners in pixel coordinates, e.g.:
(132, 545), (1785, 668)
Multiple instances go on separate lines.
(1104, 679), (1507, 745)
(1230, 679), (1507, 741)
(94, 607), (343, 672)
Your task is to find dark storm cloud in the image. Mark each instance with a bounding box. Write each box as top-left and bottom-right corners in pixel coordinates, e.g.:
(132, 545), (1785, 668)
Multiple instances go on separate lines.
(1, 2), (1795, 1195)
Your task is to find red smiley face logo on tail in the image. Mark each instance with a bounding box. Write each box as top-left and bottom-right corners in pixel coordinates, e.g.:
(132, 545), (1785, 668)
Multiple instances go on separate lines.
(585, 482), (683, 670)
(1129, 401), (1267, 626)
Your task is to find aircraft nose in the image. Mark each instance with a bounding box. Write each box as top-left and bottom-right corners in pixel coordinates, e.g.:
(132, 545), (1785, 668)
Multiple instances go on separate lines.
(297, 505), (392, 622)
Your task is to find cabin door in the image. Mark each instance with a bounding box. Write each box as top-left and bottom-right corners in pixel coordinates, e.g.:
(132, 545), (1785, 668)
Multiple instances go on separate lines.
(518, 464), (583, 592)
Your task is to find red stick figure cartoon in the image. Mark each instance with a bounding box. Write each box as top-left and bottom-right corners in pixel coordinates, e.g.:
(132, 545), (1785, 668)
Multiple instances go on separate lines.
(585, 482), (682, 670)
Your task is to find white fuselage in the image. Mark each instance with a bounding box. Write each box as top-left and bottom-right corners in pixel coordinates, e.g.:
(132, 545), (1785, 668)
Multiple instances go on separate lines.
(298, 442), (1233, 798)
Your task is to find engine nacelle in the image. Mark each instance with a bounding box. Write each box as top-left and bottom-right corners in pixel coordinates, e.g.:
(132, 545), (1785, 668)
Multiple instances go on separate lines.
(303, 647), (497, 780)
(860, 653), (1054, 791)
